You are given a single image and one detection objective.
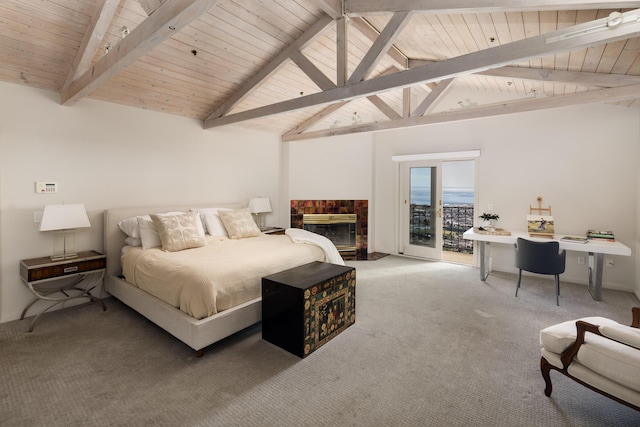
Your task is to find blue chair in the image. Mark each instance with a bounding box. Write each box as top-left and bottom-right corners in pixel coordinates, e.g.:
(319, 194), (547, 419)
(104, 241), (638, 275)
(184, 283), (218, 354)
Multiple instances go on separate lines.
(514, 237), (566, 305)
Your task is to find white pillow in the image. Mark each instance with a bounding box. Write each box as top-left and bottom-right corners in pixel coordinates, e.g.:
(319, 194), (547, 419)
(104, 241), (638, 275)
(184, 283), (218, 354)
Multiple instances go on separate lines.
(218, 208), (261, 239)
(191, 208), (231, 236)
(118, 216), (140, 238)
(137, 212), (206, 249)
(138, 215), (162, 249)
(119, 212), (205, 239)
(125, 236), (142, 247)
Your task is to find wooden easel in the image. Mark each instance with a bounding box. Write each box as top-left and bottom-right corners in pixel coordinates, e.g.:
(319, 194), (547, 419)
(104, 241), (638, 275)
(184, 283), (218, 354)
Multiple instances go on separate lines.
(529, 196), (554, 238)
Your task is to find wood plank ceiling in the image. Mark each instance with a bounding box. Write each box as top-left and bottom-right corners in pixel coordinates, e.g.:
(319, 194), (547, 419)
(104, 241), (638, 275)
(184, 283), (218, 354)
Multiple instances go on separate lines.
(3, 0), (640, 141)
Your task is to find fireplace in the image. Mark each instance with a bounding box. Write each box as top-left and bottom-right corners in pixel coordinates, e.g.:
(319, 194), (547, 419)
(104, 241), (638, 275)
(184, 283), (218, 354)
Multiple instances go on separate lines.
(303, 214), (357, 257)
(291, 200), (368, 260)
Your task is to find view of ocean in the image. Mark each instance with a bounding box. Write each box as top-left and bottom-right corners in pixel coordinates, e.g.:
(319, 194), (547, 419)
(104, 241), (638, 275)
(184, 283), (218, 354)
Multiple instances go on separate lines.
(411, 187), (474, 206)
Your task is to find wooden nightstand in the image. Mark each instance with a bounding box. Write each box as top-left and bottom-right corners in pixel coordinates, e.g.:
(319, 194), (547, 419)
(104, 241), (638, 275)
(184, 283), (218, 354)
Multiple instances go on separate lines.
(262, 227), (285, 235)
(19, 250), (107, 332)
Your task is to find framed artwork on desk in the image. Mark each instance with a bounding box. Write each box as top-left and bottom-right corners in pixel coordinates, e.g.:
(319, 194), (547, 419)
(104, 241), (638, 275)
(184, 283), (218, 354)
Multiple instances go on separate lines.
(527, 215), (554, 237)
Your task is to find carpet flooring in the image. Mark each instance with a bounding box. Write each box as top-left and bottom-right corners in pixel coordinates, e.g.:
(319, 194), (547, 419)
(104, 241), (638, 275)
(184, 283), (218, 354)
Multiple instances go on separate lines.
(1, 255), (639, 426)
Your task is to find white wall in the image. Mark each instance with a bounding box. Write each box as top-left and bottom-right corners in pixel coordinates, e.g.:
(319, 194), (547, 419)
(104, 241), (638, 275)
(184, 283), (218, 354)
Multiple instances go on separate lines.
(0, 82), (282, 322)
(288, 133), (373, 200)
(288, 132), (374, 244)
(373, 104), (639, 293)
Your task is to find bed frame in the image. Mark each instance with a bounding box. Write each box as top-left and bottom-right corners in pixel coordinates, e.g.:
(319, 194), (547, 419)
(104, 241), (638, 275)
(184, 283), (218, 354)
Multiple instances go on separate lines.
(103, 204), (262, 357)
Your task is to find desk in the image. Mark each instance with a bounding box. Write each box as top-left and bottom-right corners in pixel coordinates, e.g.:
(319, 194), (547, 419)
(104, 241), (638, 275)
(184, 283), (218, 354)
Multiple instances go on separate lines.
(463, 229), (631, 301)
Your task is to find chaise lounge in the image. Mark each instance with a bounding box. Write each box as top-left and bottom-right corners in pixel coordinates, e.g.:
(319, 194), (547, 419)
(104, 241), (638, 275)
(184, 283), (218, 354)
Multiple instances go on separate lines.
(539, 307), (640, 411)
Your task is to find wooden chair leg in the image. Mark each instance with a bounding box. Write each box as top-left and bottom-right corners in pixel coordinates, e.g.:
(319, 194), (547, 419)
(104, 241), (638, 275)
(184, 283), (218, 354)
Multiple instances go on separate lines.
(515, 270), (522, 297)
(540, 356), (554, 397)
(555, 275), (560, 306)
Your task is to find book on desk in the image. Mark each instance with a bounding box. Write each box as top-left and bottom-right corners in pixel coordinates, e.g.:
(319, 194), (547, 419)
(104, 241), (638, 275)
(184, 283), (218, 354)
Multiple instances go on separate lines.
(587, 230), (615, 242)
(560, 236), (589, 244)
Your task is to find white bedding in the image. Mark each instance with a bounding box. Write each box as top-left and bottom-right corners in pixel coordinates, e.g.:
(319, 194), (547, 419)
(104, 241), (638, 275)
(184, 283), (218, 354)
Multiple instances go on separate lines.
(122, 234), (325, 319)
(285, 228), (345, 265)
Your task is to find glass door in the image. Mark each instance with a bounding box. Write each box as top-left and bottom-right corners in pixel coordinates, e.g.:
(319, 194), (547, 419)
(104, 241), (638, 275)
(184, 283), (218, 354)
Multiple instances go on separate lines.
(400, 161), (443, 260)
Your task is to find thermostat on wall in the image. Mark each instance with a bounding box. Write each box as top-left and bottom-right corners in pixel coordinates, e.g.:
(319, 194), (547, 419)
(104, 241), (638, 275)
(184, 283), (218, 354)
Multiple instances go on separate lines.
(35, 182), (58, 193)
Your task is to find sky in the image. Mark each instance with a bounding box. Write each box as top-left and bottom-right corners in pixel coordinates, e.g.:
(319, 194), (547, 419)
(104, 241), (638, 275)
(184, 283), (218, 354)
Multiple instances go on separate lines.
(443, 160), (474, 189)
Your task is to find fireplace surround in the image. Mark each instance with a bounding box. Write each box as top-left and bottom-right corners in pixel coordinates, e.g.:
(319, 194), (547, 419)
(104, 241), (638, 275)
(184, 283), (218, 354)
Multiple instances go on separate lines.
(291, 200), (368, 260)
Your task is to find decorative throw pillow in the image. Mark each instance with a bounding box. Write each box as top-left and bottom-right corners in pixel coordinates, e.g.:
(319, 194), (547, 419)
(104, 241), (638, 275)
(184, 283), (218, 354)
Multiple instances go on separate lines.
(218, 208), (261, 239)
(150, 212), (207, 252)
(137, 212), (206, 249)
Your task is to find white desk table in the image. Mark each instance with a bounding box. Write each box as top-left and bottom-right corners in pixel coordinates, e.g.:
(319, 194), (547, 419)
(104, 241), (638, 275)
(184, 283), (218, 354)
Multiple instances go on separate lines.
(462, 228), (631, 301)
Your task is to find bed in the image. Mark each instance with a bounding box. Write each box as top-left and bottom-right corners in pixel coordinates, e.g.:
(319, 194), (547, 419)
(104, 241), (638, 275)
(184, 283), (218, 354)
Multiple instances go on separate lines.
(103, 203), (337, 356)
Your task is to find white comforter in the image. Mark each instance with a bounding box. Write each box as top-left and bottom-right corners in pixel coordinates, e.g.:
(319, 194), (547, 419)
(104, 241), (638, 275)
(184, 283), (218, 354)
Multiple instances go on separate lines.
(285, 228), (345, 266)
(121, 234), (326, 319)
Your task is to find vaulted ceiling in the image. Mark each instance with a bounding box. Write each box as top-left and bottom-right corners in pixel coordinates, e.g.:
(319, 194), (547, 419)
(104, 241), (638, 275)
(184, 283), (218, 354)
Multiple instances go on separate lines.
(4, 0), (640, 141)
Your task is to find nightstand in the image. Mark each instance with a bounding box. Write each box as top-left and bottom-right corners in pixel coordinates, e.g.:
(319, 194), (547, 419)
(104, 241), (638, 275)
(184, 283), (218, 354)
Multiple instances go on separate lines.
(262, 227), (285, 235)
(19, 250), (107, 332)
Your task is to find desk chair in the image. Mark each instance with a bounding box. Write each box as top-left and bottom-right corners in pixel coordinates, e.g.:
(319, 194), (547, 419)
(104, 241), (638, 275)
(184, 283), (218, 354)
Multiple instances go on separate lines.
(514, 237), (566, 305)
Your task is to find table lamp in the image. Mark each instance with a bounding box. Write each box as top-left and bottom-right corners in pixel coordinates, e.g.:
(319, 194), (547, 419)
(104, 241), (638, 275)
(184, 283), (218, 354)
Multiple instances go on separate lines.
(40, 204), (91, 261)
(248, 197), (272, 230)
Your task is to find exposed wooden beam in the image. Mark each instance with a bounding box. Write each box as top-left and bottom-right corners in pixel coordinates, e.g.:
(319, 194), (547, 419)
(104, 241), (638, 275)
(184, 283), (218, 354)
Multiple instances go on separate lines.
(282, 83), (640, 141)
(348, 12), (412, 83)
(61, 0), (219, 105)
(205, 14), (334, 120)
(283, 101), (351, 136)
(291, 51), (336, 91)
(351, 18), (408, 69)
(403, 87), (411, 118)
(286, 66), (404, 137)
(316, 0), (343, 19)
(344, 0), (640, 15)
(411, 78), (454, 117)
(409, 59), (640, 87)
(137, 0), (167, 15)
(204, 9), (640, 129)
(337, 17), (348, 86)
(476, 67), (640, 87)
(367, 95), (401, 119)
(366, 66), (403, 119)
(62, 0), (120, 90)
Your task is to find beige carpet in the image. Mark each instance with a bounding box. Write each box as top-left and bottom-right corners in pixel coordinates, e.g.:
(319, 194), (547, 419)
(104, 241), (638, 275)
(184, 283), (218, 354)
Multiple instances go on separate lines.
(1, 255), (639, 426)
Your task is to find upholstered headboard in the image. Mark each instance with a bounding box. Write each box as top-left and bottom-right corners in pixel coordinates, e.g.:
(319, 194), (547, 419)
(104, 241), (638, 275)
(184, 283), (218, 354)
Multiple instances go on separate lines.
(103, 203), (243, 278)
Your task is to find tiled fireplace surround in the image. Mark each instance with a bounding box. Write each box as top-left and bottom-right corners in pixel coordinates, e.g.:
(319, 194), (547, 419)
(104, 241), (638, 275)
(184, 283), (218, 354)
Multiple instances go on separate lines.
(290, 200), (368, 260)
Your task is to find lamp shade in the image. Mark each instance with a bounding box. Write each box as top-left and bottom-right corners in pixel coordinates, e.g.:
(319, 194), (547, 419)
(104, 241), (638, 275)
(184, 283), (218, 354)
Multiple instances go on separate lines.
(40, 204), (91, 231)
(248, 198), (272, 214)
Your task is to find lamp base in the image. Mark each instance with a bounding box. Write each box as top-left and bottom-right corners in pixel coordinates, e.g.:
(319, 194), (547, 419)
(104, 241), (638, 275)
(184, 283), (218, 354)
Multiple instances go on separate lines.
(253, 213), (266, 231)
(51, 230), (78, 261)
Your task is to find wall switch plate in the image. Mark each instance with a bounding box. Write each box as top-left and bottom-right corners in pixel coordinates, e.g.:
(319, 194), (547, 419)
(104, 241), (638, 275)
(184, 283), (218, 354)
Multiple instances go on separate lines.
(577, 256), (585, 265)
(35, 182), (57, 193)
(33, 211), (42, 223)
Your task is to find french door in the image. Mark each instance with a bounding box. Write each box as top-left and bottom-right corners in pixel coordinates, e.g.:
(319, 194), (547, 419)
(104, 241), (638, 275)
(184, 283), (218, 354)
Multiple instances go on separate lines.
(400, 160), (443, 260)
